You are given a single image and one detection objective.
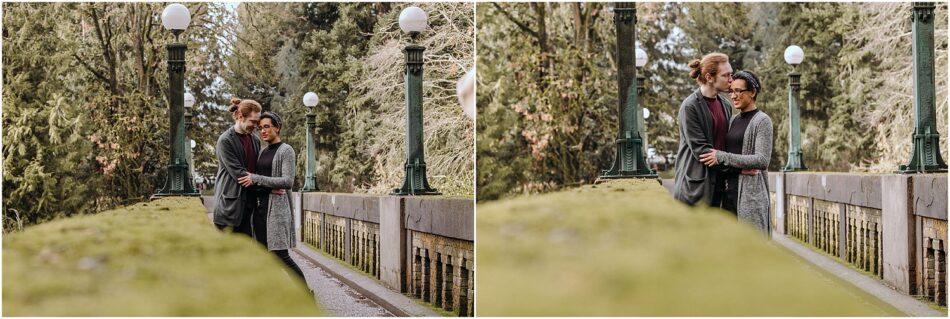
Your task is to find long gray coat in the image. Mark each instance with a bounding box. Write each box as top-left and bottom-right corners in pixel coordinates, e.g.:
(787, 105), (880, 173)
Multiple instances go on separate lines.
(717, 111), (773, 235)
(213, 127), (260, 227)
(250, 143), (297, 251)
(673, 89), (733, 205)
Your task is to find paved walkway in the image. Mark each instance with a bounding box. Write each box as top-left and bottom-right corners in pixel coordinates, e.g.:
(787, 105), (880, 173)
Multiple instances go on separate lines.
(203, 209), (392, 317)
(290, 250), (393, 317)
(773, 234), (944, 317)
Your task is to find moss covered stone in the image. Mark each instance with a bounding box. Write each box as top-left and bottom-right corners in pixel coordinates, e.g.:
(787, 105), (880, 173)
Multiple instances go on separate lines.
(3, 197), (322, 316)
(476, 179), (905, 316)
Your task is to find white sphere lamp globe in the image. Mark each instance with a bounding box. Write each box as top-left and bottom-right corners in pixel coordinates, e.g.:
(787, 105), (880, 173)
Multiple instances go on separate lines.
(183, 92), (195, 108)
(399, 6), (428, 34)
(784, 45), (804, 65)
(303, 92), (320, 110)
(161, 4), (191, 31)
(635, 48), (648, 68)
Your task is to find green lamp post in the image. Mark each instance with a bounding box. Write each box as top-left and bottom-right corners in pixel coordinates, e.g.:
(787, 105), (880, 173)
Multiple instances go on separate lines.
(154, 3), (198, 198)
(899, 2), (947, 173)
(393, 6), (440, 196)
(782, 45), (807, 172)
(302, 91), (319, 191)
(601, 2), (657, 180)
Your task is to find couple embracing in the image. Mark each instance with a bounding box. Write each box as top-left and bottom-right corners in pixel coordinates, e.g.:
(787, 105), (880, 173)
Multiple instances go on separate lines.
(672, 52), (773, 235)
(211, 98), (307, 283)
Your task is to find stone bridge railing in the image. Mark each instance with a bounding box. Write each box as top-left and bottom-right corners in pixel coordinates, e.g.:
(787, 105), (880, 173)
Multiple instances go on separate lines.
(292, 192), (474, 317)
(767, 172), (947, 306)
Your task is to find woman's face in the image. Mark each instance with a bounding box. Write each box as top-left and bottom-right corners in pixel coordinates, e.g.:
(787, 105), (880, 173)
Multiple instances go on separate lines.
(259, 117), (279, 142)
(729, 78), (755, 110)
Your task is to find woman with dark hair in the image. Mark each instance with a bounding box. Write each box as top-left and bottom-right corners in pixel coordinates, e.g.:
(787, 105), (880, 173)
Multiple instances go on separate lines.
(698, 70), (774, 235)
(236, 111), (306, 282)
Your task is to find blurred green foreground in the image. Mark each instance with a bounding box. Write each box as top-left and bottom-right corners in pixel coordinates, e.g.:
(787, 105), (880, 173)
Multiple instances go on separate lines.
(476, 179), (904, 316)
(3, 197), (322, 316)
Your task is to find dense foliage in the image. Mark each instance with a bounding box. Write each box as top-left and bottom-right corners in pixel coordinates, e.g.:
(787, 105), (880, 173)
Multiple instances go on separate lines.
(477, 2), (948, 201)
(2, 2), (474, 230)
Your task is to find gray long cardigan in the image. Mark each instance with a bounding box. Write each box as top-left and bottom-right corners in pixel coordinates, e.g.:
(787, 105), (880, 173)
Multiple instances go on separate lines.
(213, 126), (260, 227)
(673, 89), (733, 205)
(250, 143), (297, 251)
(717, 111), (773, 235)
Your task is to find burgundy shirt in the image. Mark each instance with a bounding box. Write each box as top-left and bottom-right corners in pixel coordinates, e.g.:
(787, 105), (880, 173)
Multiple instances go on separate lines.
(237, 132), (256, 174)
(704, 96), (728, 151)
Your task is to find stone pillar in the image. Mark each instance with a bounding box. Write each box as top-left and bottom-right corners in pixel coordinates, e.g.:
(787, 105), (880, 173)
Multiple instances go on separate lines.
(773, 172), (786, 235)
(882, 175), (915, 294)
(380, 196), (407, 292)
(293, 192), (303, 245)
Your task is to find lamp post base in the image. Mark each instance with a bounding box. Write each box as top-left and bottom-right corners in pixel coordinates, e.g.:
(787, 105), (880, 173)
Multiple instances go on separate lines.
(782, 150), (807, 172)
(600, 136), (658, 180)
(897, 130), (948, 174)
(152, 163), (199, 199)
(392, 161), (440, 196)
(302, 176), (319, 192)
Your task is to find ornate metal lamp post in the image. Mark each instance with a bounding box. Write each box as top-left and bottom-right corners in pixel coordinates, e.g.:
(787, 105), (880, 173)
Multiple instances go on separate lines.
(154, 3), (198, 197)
(393, 6), (439, 196)
(899, 2), (947, 173)
(302, 91), (320, 191)
(601, 2), (656, 180)
(782, 45), (807, 172)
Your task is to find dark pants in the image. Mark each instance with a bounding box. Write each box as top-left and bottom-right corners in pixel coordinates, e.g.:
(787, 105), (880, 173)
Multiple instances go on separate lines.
(214, 202), (254, 237)
(710, 176), (738, 216)
(721, 177), (739, 216)
(709, 176), (725, 207)
(275, 249), (307, 282)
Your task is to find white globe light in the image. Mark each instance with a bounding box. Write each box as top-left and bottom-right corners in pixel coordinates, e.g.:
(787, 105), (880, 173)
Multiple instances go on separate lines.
(457, 69), (476, 120)
(635, 48), (648, 68)
(398, 6), (428, 33)
(643, 108), (650, 119)
(303, 92), (319, 108)
(784, 45), (804, 65)
(190, 140), (196, 149)
(161, 4), (191, 31)
(183, 92), (195, 108)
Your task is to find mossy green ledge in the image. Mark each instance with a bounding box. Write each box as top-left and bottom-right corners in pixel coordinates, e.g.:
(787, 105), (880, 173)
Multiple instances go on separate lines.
(3, 197), (322, 316)
(476, 179), (905, 316)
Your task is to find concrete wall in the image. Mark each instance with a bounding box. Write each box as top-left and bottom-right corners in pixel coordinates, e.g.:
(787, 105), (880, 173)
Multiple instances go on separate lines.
(768, 172), (947, 305)
(296, 192), (475, 316)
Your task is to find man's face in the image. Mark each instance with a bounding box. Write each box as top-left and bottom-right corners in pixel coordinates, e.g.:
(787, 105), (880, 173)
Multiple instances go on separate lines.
(711, 62), (734, 92)
(242, 111), (261, 132)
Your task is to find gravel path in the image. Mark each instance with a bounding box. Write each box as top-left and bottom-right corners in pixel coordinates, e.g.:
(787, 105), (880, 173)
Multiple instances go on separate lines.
(290, 250), (394, 317)
(205, 211), (392, 317)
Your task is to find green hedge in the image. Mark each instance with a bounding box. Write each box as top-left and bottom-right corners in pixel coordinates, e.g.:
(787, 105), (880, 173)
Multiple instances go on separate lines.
(476, 179), (904, 316)
(3, 197), (322, 316)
